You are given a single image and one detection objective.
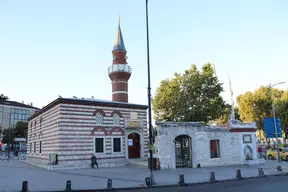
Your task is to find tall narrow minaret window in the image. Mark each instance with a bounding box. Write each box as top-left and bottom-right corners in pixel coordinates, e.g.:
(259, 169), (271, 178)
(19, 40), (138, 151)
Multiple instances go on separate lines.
(228, 73), (235, 120)
(108, 16), (132, 103)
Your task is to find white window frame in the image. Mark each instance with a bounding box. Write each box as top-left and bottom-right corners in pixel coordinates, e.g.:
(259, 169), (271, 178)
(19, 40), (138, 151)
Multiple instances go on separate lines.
(111, 136), (123, 154)
(113, 113), (120, 125)
(93, 136), (106, 154)
(95, 112), (104, 125)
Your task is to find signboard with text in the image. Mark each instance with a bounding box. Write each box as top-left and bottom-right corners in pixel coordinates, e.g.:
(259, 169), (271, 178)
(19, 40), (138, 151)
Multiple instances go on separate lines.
(126, 120), (141, 128)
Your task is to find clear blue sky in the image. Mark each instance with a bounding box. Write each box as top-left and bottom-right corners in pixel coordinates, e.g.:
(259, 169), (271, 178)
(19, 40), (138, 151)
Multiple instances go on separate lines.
(1, 0), (288, 109)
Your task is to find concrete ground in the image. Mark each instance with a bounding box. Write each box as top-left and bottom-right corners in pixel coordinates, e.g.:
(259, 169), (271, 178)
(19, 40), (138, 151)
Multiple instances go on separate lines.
(120, 175), (288, 192)
(0, 160), (287, 192)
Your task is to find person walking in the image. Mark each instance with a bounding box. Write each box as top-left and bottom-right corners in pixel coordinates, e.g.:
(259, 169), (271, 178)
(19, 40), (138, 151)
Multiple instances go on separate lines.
(91, 154), (99, 169)
(258, 145), (263, 158)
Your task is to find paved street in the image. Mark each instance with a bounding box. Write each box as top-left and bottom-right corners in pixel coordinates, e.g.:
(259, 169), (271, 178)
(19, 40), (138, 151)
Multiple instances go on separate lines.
(120, 175), (288, 192)
(0, 160), (287, 191)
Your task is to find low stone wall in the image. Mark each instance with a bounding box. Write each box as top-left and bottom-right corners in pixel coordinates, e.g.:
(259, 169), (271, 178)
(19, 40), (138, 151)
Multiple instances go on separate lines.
(27, 156), (128, 170)
(27, 155), (49, 166)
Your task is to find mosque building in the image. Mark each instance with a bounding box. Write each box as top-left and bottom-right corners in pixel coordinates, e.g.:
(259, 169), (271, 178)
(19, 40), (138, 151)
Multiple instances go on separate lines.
(27, 18), (149, 169)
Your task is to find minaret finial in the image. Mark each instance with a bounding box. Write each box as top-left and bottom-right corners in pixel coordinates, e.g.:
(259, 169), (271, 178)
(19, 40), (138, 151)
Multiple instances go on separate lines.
(118, 14), (120, 25)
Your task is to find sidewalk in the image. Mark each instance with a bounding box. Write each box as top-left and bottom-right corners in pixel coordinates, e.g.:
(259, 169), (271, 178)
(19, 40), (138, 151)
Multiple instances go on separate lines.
(0, 160), (287, 191)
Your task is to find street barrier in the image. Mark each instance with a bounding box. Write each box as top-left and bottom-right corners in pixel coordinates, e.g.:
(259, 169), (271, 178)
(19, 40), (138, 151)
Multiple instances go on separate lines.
(19, 168), (288, 192)
(178, 174), (187, 186)
(65, 180), (71, 192)
(236, 169), (243, 179)
(21, 181), (28, 192)
(145, 177), (151, 187)
(210, 172), (216, 182)
(107, 178), (113, 189)
(258, 168), (265, 177)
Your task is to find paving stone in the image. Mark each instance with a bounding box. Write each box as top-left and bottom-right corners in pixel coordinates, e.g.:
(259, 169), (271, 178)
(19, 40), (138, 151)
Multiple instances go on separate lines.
(0, 159), (286, 191)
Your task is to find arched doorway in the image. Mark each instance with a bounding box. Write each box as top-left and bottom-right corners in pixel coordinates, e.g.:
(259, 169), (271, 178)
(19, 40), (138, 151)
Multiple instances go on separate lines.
(128, 133), (140, 158)
(175, 135), (192, 168)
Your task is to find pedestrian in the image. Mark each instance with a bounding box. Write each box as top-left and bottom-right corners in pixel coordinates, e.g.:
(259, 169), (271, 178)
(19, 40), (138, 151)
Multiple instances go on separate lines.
(91, 154), (99, 169)
(258, 146), (263, 158)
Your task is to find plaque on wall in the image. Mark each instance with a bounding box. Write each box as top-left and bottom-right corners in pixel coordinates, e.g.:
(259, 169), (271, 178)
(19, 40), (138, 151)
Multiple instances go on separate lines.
(242, 134), (252, 144)
(126, 120), (141, 128)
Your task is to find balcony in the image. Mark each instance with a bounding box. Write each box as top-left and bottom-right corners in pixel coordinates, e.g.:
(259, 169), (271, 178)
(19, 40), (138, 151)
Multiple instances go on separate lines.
(108, 64), (132, 75)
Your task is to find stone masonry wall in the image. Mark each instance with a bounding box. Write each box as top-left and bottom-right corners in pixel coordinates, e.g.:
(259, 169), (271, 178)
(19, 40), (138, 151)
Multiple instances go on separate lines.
(155, 122), (257, 169)
(194, 127), (241, 167)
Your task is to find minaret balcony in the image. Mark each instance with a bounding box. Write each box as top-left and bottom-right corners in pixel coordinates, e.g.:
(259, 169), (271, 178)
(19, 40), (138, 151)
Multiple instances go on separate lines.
(108, 64), (132, 75)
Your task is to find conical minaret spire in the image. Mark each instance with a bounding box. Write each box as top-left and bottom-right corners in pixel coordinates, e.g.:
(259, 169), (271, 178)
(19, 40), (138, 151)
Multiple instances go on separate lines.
(108, 16), (131, 103)
(113, 15), (126, 52)
(228, 73), (235, 120)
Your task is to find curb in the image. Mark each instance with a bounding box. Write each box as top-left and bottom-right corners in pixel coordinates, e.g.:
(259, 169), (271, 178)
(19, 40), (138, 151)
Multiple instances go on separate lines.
(34, 172), (288, 192)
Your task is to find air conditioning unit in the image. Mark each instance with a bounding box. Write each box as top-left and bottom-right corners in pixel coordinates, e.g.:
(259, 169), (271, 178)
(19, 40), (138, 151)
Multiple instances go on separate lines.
(49, 153), (58, 165)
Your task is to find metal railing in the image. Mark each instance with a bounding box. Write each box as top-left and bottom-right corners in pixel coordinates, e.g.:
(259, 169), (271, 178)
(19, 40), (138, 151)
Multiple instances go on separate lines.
(108, 64), (132, 74)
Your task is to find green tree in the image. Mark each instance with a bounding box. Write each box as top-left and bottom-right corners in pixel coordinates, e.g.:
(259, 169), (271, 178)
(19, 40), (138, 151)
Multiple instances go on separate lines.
(2, 128), (16, 144)
(237, 86), (285, 131)
(152, 63), (227, 123)
(14, 121), (28, 140)
(275, 90), (288, 131)
(0, 94), (9, 101)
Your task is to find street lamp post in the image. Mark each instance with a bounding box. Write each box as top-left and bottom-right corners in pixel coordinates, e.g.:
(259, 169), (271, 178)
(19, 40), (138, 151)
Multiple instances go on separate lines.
(7, 112), (13, 159)
(269, 81), (286, 162)
(145, 0), (156, 186)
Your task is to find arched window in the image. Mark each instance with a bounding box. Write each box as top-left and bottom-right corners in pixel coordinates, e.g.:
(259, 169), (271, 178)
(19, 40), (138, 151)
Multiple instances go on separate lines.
(113, 113), (120, 125)
(95, 112), (104, 125)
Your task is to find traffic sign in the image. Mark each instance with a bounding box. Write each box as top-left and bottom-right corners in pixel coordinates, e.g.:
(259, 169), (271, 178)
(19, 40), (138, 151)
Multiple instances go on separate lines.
(264, 117), (282, 138)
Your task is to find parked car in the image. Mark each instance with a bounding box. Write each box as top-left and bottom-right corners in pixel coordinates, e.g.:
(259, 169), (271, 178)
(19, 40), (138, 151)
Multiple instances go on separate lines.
(266, 147), (288, 161)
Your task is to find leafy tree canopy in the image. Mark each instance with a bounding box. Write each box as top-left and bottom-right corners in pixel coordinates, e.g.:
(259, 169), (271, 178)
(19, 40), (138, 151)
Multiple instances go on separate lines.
(152, 63), (227, 123)
(237, 86), (288, 130)
(275, 90), (288, 131)
(0, 94), (9, 101)
(2, 128), (16, 144)
(14, 121), (28, 139)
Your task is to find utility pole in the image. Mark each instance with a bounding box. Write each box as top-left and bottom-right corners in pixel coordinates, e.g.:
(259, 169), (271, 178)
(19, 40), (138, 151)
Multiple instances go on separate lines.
(145, 0), (155, 186)
(269, 81), (287, 162)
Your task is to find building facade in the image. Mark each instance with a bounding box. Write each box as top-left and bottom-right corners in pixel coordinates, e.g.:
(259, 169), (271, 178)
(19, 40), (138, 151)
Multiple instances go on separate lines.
(154, 119), (265, 169)
(27, 98), (149, 169)
(0, 100), (38, 150)
(0, 100), (38, 131)
(27, 18), (149, 169)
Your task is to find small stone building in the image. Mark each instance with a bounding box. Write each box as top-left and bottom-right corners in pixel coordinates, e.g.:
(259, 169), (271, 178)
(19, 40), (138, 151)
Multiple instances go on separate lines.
(154, 119), (263, 169)
(27, 98), (149, 169)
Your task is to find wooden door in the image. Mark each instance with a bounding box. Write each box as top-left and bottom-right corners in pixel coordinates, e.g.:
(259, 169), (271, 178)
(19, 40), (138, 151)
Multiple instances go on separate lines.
(128, 133), (140, 158)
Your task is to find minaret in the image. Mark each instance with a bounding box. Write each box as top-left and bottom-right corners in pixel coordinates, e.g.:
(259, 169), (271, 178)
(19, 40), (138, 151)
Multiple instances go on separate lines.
(108, 16), (132, 103)
(228, 73), (235, 120)
(212, 57), (217, 77)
